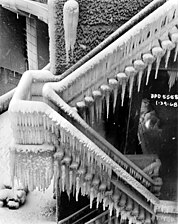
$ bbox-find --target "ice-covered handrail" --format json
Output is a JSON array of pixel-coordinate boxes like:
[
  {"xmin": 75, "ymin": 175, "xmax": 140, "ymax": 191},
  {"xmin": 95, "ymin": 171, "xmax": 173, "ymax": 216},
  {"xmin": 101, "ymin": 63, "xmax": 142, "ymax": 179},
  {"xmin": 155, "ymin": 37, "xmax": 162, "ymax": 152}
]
[
  {"xmin": 0, "ymin": 0, "xmax": 48, "ymax": 23},
  {"xmin": 42, "ymin": 85, "xmax": 157, "ymax": 188},
  {"xmin": 48, "ymin": 0, "xmax": 178, "ymax": 105},
  {"xmin": 0, "ymin": 88, "xmax": 16, "ymax": 114},
  {"xmin": 8, "ymin": 100, "xmax": 159, "ymax": 207}
]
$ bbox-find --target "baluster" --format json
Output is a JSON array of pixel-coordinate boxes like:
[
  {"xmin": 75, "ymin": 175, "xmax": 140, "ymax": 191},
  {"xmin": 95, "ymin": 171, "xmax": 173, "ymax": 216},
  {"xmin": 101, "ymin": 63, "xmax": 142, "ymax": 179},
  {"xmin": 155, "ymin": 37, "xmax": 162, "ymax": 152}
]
[
  {"xmin": 84, "ymin": 96, "xmax": 95, "ymax": 126},
  {"xmin": 152, "ymin": 46, "xmax": 165, "ymax": 79},
  {"xmin": 92, "ymin": 90, "xmax": 103, "ymax": 123},
  {"xmin": 142, "ymin": 53, "xmax": 155, "ymax": 85},
  {"xmin": 100, "ymin": 84, "xmax": 111, "ymax": 120},
  {"xmin": 108, "ymin": 78, "xmax": 118, "ymax": 113},
  {"xmin": 133, "ymin": 60, "xmax": 146, "ymax": 92},
  {"xmin": 161, "ymin": 39, "xmax": 175, "ymax": 68},
  {"xmin": 76, "ymin": 101, "xmax": 87, "ymax": 122},
  {"xmin": 125, "ymin": 66, "xmax": 137, "ymax": 98}
]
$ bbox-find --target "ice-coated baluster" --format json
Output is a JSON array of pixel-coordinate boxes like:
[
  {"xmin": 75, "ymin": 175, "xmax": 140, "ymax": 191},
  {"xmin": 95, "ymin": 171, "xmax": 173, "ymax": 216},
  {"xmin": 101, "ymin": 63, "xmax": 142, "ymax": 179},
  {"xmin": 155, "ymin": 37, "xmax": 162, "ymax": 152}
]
[
  {"xmin": 152, "ymin": 47, "xmax": 165, "ymax": 79},
  {"xmin": 76, "ymin": 176, "xmax": 80, "ymax": 201},
  {"xmin": 76, "ymin": 101, "xmax": 87, "ymax": 121},
  {"xmin": 133, "ymin": 60, "xmax": 146, "ymax": 92},
  {"xmin": 61, "ymin": 165, "xmax": 66, "ymax": 192},
  {"xmin": 125, "ymin": 66, "xmax": 137, "ymax": 98},
  {"xmin": 84, "ymin": 96, "xmax": 95, "ymax": 126},
  {"xmin": 168, "ymin": 71, "xmax": 178, "ymax": 90},
  {"xmin": 142, "ymin": 53, "xmax": 155, "ymax": 85},
  {"xmin": 161, "ymin": 40, "xmax": 175, "ymax": 68},
  {"xmin": 116, "ymin": 73, "xmax": 128, "ymax": 106},
  {"xmin": 171, "ymin": 33, "xmax": 178, "ymax": 62},
  {"xmin": 100, "ymin": 84, "xmax": 111, "ymax": 119},
  {"xmin": 90, "ymin": 187, "xmax": 94, "ymax": 209},
  {"xmin": 109, "ymin": 200, "xmax": 114, "ymax": 216},
  {"xmin": 108, "ymin": 78, "xmax": 118, "ymax": 113},
  {"xmin": 92, "ymin": 90, "xmax": 102, "ymax": 123},
  {"xmin": 145, "ymin": 212, "xmax": 151, "ymax": 224}
]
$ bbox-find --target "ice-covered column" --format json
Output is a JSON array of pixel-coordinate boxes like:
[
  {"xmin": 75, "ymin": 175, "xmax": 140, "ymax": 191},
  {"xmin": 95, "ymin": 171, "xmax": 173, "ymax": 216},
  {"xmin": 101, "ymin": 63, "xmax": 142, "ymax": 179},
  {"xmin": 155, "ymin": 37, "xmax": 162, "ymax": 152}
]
[
  {"xmin": 133, "ymin": 60, "xmax": 146, "ymax": 92},
  {"xmin": 48, "ymin": 0, "xmax": 61, "ymax": 74},
  {"xmin": 152, "ymin": 47, "xmax": 165, "ymax": 79},
  {"xmin": 26, "ymin": 18, "xmax": 38, "ymax": 70},
  {"xmin": 116, "ymin": 73, "xmax": 128, "ymax": 107},
  {"xmin": 142, "ymin": 53, "xmax": 155, "ymax": 85},
  {"xmin": 63, "ymin": 0, "xmax": 79, "ymax": 63}
]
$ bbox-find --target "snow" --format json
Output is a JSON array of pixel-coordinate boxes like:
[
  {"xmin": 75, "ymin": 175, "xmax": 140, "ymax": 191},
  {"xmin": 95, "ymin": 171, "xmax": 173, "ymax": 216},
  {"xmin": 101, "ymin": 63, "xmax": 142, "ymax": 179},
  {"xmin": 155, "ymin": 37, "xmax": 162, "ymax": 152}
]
[{"xmin": 0, "ymin": 112, "xmax": 56, "ymax": 224}]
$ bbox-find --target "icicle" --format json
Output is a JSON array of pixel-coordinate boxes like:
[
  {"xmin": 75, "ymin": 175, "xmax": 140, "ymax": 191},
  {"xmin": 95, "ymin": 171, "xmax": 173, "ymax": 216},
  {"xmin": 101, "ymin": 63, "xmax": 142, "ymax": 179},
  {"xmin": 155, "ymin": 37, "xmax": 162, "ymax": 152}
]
[
  {"xmin": 167, "ymin": 71, "xmax": 178, "ymax": 90},
  {"xmin": 100, "ymin": 84, "xmax": 111, "ymax": 119},
  {"xmin": 90, "ymin": 187, "xmax": 95, "ymax": 209},
  {"xmin": 116, "ymin": 73, "xmax": 128, "ymax": 106},
  {"xmin": 108, "ymin": 78, "xmax": 118, "ymax": 112},
  {"xmin": 171, "ymin": 33, "xmax": 178, "ymax": 62},
  {"xmin": 152, "ymin": 47, "xmax": 165, "ymax": 79},
  {"xmin": 161, "ymin": 40, "xmax": 175, "ymax": 68},
  {"xmin": 109, "ymin": 200, "xmax": 114, "ymax": 216},
  {"xmin": 142, "ymin": 54, "xmax": 155, "ymax": 85},
  {"xmin": 76, "ymin": 176, "xmax": 80, "ymax": 201},
  {"xmin": 92, "ymin": 90, "xmax": 102, "ymax": 123},
  {"xmin": 63, "ymin": 0, "xmax": 79, "ymax": 63},
  {"xmin": 133, "ymin": 60, "xmax": 146, "ymax": 92},
  {"xmin": 61, "ymin": 165, "xmax": 66, "ymax": 192},
  {"xmin": 76, "ymin": 101, "xmax": 87, "ymax": 121},
  {"xmin": 125, "ymin": 66, "xmax": 136, "ymax": 98},
  {"xmin": 84, "ymin": 96, "xmax": 95, "ymax": 126}
]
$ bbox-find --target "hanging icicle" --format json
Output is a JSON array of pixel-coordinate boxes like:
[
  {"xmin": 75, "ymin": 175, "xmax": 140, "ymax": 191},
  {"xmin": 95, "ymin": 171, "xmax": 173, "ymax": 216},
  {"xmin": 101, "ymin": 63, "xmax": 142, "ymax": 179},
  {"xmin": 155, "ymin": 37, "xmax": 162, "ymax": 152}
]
[
  {"xmin": 167, "ymin": 70, "xmax": 178, "ymax": 90},
  {"xmin": 92, "ymin": 90, "xmax": 103, "ymax": 123},
  {"xmin": 133, "ymin": 60, "xmax": 146, "ymax": 92},
  {"xmin": 63, "ymin": 0, "xmax": 79, "ymax": 63},
  {"xmin": 100, "ymin": 85, "xmax": 111, "ymax": 120},
  {"xmin": 142, "ymin": 53, "xmax": 155, "ymax": 85},
  {"xmin": 171, "ymin": 32, "xmax": 178, "ymax": 62},
  {"xmin": 76, "ymin": 101, "xmax": 87, "ymax": 121},
  {"xmin": 152, "ymin": 47, "xmax": 165, "ymax": 79},
  {"xmin": 125, "ymin": 66, "xmax": 137, "ymax": 98},
  {"xmin": 116, "ymin": 73, "xmax": 128, "ymax": 106},
  {"xmin": 161, "ymin": 40, "xmax": 175, "ymax": 68},
  {"xmin": 108, "ymin": 78, "xmax": 118, "ymax": 113},
  {"xmin": 84, "ymin": 96, "xmax": 95, "ymax": 126}
]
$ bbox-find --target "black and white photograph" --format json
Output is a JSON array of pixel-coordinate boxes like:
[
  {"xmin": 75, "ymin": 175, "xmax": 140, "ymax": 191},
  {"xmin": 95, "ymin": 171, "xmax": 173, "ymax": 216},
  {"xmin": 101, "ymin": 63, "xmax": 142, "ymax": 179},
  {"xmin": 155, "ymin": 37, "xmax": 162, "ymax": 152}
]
[{"xmin": 0, "ymin": 0, "xmax": 177, "ymax": 223}]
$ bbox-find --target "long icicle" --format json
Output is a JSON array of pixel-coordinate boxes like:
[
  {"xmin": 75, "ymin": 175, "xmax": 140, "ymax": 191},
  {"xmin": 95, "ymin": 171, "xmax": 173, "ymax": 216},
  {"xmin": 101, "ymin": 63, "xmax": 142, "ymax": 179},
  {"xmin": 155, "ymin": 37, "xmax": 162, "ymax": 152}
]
[
  {"xmin": 116, "ymin": 73, "xmax": 128, "ymax": 107},
  {"xmin": 125, "ymin": 66, "xmax": 137, "ymax": 98},
  {"xmin": 108, "ymin": 78, "xmax": 118, "ymax": 113},
  {"xmin": 161, "ymin": 40, "xmax": 175, "ymax": 68},
  {"xmin": 142, "ymin": 53, "xmax": 155, "ymax": 85},
  {"xmin": 100, "ymin": 85, "xmax": 111, "ymax": 120},
  {"xmin": 133, "ymin": 60, "xmax": 145, "ymax": 92},
  {"xmin": 170, "ymin": 32, "xmax": 178, "ymax": 62},
  {"xmin": 152, "ymin": 47, "xmax": 165, "ymax": 79}
]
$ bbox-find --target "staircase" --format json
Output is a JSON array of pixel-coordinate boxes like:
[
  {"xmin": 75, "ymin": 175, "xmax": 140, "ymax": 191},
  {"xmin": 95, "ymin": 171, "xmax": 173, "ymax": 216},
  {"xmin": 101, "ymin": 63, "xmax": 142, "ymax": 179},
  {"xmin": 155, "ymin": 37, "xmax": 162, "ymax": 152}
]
[{"xmin": 0, "ymin": 0, "xmax": 178, "ymax": 223}]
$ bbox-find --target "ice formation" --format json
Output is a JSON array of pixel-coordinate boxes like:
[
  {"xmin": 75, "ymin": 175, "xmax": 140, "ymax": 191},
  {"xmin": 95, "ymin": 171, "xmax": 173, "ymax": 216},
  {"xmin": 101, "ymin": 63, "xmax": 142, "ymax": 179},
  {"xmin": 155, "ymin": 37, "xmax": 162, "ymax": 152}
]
[
  {"xmin": 171, "ymin": 33, "xmax": 178, "ymax": 62},
  {"xmin": 10, "ymin": 148, "xmax": 54, "ymax": 192},
  {"xmin": 100, "ymin": 84, "xmax": 111, "ymax": 119},
  {"xmin": 142, "ymin": 53, "xmax": 155, "ymax": 85},
  {"xmin": 133, "ymin": 60, "xmax": 146, "ymax": 92},
  {"xmin": 108, "ymin": 78, "xmax": 118, "ymax": 112},
  {"xmin": 161, "ymin": 40, "xmax": 175, "ymax": 68},
  {"xmin": 63, "ymin": 0, "xmax": 79, "ymax": 63},
  {"xmin": 152, "ymin": 47, "xmax": 165, "ymax": 79},
  {"xmin": 92, "ymin": 90, "xmax": 103, "ymax": 123},
  {"xmin": 168, "ymin": 71, "xmax": 178, "ymax": 90},
  {"xmin": 116, "ymin": 73, "xmax": 128, "ymax": 106},
  {"xmin": 125, "ymin": 67, "xmax": 137, "ymax": 98}
]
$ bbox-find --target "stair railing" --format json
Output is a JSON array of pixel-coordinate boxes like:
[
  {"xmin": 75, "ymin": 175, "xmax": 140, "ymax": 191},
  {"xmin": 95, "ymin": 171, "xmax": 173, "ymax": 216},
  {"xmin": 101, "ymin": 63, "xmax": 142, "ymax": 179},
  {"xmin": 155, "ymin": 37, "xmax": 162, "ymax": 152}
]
[{"xmin": 47, "ymin": 0, "xmax": 178, "ymax": 106}]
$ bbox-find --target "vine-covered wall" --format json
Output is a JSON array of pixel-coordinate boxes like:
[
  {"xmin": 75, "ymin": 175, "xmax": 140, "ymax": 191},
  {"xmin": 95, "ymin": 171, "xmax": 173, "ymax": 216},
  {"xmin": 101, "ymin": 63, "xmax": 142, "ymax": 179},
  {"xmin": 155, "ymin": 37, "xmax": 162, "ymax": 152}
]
[{"xmin": 52, "ymin": 0, "xmax": 153, "ymax": 74}]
